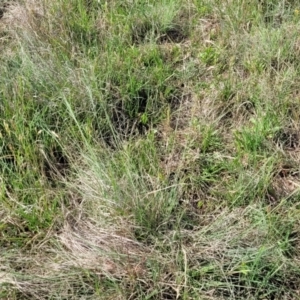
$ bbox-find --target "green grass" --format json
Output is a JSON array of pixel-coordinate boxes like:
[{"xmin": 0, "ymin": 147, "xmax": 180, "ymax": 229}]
[{"xmin": 1, "ymin": 0, "xmax": 300, "ymax": 299}]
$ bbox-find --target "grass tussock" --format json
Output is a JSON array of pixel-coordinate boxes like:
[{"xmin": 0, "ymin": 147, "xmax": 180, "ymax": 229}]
[{"xmin": 2, "ymin": 0, "xmax": 300, "ymax": 299}]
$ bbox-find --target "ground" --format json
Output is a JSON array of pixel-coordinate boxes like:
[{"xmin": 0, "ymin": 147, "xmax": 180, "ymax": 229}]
[{"xmin": 1, "ymin": 0, "xmax": 300, "ymax": 299}]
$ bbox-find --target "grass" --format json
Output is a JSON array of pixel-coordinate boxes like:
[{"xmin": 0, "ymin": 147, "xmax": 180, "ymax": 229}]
[{"xmin": 1, "ymin": 0, "xmax": 300, "ymax": 299}]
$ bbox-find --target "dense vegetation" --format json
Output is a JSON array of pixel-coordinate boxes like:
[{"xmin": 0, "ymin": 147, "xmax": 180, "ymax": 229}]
[{"xmin": 1, "ymin": 0, "xmax": 300, "ymax": 299}]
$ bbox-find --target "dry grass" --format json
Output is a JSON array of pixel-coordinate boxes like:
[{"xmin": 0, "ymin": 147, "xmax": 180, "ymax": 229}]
[{"xmin": 2, "ymin": 0, "xmax": 300, "ymax": 299}]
